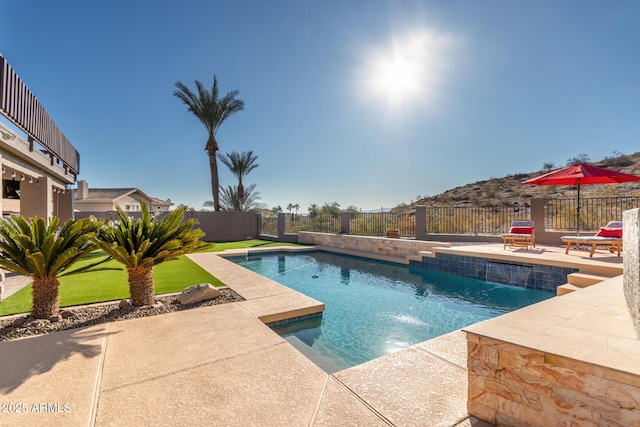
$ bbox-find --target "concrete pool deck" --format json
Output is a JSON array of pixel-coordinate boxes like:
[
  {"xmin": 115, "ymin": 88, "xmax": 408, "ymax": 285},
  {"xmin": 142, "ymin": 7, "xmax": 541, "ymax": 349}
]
[{"xmin": 0, "ymin": 243, "xmax": 630, "ymax": 426}]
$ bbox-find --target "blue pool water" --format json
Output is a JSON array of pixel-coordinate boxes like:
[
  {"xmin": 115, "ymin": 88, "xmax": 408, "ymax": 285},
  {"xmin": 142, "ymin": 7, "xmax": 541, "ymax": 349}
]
[{"xmin": 233, "ymin": 251, "xmax": 552, "ymax": 372}]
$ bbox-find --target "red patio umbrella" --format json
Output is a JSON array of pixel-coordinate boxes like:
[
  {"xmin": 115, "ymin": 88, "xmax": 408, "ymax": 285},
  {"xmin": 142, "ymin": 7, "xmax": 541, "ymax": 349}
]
[{"xmin": 522, "ymin": 163, "xmax": 640, "ymax": 234}]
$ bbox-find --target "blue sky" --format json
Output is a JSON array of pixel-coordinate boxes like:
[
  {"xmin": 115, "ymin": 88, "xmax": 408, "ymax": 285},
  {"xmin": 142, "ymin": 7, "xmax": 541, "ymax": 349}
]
[{"xmin": 2, "ymin": 1, "xmax": 639, "ymax": 212}]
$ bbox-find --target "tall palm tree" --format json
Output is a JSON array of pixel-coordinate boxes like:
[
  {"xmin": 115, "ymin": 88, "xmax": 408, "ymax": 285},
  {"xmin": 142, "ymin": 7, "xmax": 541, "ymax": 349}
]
[
  {"xmin": 95, "ymin": 202, "xmax": 205, "ymax": 306},
  {"xmin": 218, "ymin": 150, "xmax": 259, "ymax": 203},
  {"xmin": 0, "ymin": 216, "xmax": 106, "ymax": 319},
  {"xmin": 173, "ymin": 76, "xmax": 245, "ymax": 211}
]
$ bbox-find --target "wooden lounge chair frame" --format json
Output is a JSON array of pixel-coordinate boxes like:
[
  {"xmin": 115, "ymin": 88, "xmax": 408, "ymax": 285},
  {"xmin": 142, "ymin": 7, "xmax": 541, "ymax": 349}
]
[
  {"xmin": 561, "ymin": 236, "xmax": 622, "ymax": 258},
  {"xmin": 561, "ymin": 221, "xmax": 622, "ymax": 257},
  {"xmin": 502, "ymin": 220, "xmax": 535, "ymax": 250}
]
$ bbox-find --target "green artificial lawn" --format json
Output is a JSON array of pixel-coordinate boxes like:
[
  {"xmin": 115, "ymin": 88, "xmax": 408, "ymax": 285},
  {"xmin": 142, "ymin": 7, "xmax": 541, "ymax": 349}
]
[
  {"xmin": 0, "ymin": 253, "xmax": 223, "ymax": 316},
  {"xmin": 200, "ymin": 239, "xmax": 301, "ymax": 252},
  {"xmin": 0, "ymin": 239, "xmax": 303, "ymax": 316}
]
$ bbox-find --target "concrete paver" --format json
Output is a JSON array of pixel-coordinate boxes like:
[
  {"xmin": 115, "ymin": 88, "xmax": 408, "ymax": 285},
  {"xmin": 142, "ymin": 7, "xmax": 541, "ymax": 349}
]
[
  {"xmin": 0, "ymin": 324, "xmax": 107, "ymax": 427},
  {"xmin": 96, "ymin": 343, "xmax": 327, "ymax": 427},
  {"xmin": 311, "ymin": 377, "xmax": 391, "ymax": 426},
  {"xmin": 334, "ymin": 346, "xmax": 469, "ymax": 427},
  {"xmin": 99, "ymin": 303, "xmax": 283, "ymax": 391}
]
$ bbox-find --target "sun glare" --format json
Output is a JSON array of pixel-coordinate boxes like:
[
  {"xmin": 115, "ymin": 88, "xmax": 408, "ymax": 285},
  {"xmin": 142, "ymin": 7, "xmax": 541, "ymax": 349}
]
[{"xmin": 358, "ymin": 30, "xmax": 454, "ymax": 113}]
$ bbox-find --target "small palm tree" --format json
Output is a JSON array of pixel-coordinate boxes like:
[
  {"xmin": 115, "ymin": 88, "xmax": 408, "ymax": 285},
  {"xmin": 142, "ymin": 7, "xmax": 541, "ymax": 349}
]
[
  {"xmin": 95, "ymin": 202, "xmax": 206, "ymax": 306},
  {"xmin": 219, "ymin": 183, "xmax": 262, "ymax": 211},
  {"xmin": 173, "ymin": 76, "xmax": 245, "ymax": 211},
  {"xmin": 218, "ymin": 150, "xmax": 259, "ymax": 203},
  {"xmin": 0, "ymin": 216, "xmax": 105, "ymax": 319}
]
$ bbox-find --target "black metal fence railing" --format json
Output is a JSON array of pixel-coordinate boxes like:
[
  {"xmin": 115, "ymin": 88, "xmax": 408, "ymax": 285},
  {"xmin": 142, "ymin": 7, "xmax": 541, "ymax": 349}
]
[
  {"xmin": 349, "ymin": 212, "xmax": 415, "ymax": 237},
  {"xmin": 260, "ymin": 196, "xmax": 640, "ymax": 238},
  {"xmin": 545, "ymin": 197, "xmax": 640, "ymax": 232},
  {"xmin": 424, "ymin": 205, "xmax": 531, "ymax": 235},
  {"xmin": 260, "ymin": 216, "xmax": 278, "ymax": 236},
  {"xmin": 286, "ymin": 213, "xmax": 341, "ymax": 234}
]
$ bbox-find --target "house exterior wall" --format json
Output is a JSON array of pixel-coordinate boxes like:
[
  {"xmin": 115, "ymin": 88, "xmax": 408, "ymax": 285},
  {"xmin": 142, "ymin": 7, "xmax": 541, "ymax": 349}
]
[
  {"xmin": 74, "ymin": 187, "xmax": 171, "ymax": 214},
  {"xmin": 75, "ymin": 201, "xmax": 115, "ymax": 212}
]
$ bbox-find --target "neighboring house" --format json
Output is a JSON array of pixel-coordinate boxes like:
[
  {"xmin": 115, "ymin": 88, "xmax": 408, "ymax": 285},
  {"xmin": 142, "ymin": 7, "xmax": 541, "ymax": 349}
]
[
  {"xmin": 73, "ymin": 180, "xmax": 172, "ymax": 214},
  {"xmin": 0, "ymin": 54, "xmax": 78, "ymax": 220}
]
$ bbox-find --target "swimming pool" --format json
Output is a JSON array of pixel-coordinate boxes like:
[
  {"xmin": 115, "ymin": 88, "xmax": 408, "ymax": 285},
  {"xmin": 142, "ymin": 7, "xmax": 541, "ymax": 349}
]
[{"xmin": 233, "ymin": 251, "xmax": 553, "ymax": 372}]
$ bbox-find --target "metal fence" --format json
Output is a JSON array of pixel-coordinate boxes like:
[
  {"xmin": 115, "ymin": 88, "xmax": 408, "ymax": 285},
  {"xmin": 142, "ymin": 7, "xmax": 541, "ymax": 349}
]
[
  {"xmin": 349, "ymin": 212, "xmax": 415, "ymax": 237},
  {"xmin": 286, "ymin": 213, "xmax": 341, "ymax": 234},
  {"xmin": 545, "ymin": 197, "xmax": 640, "ymax": 232},
  {"xmin": 425, "ymin": 205, "xmax": 530, "ymax": 234},
  {"xmin": 260, "ymin": 196, "xmax": 640, "ymax": 238},
  {"xmin": 260, "ymin": 216, "xmax": 278, "ymax": 236}
]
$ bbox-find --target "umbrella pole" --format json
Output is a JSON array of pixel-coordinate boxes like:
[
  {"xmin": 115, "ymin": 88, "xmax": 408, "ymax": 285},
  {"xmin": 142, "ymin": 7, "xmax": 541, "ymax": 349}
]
[{"xmin": 576, "ymin": 179, "xmax": 581, "ymax": 236}]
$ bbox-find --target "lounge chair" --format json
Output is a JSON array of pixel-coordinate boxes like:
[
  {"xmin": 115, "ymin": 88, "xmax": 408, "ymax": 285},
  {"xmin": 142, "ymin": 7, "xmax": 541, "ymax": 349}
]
[
  {"xmin": 561, "ymin": 221, "xmax": 622, "ymax": 257},
  {"xmin": 502, "ymin": 220, "xmax": 535, "ymax": 250}
]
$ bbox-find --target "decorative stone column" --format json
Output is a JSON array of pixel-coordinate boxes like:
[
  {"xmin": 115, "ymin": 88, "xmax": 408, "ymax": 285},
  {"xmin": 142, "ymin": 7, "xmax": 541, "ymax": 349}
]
[
  {"xmin": 340, "ymin": 211, "xmax": 350, "ymax": 234},
  {"xmin": 624, "ymin": 208, "xmax": 640, "ymax": 339},
  {"xmin": 277, "ymin": 213, "xmax": 285, "ymax": 240}
]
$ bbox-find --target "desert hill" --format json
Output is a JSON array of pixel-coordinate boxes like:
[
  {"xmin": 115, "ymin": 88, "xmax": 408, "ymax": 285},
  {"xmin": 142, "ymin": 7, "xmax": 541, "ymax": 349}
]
[{"xmin": 407, "ymin": 152, "xmax": 640, "ymax": 210}]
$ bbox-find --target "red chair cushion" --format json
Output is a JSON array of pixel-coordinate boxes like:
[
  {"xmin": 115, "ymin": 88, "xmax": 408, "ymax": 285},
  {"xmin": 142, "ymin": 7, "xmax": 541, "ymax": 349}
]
[
  {"xmin": 509, "ymin": 227, "xmax": 534, "ymax": 234},
  {"xmin": 596, "ymin": 227, "xmax": 622, "ymax": 238}
]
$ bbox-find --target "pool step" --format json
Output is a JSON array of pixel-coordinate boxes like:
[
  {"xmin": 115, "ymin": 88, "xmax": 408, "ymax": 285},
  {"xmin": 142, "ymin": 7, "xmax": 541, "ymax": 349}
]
[
  {"xmin": 557, "ymin": 272, "xmax": 615, "ymax": 296},
  {"xmin": 283, "ymin": 335, "xmax": 351, "ymax": 374}
]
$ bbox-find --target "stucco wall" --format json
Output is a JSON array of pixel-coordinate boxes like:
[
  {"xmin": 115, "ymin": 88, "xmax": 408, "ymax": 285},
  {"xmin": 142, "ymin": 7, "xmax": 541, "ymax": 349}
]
[
  {"xmin": 76, "ymin": 211, "xmax": 259, "ymax": 242},
  {"xmin": 185, "ymin": 211, "xmax": 259, "ymax": 241}
]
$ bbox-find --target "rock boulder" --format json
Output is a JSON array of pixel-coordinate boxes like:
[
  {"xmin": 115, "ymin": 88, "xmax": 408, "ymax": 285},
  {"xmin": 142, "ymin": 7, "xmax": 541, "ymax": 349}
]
[{"xmin": 179, "ymin": 283, "xmax": 221, "ymax": 305}]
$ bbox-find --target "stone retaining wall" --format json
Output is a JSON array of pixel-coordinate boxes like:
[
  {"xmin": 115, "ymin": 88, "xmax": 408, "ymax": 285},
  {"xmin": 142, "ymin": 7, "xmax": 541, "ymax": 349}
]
[
  {"xmin": 624, "ymin": 208, "xmax": 640, "ymax": 338},
  {"xmin": 467, "ymin": 333, "xmax": 640, "ymax": 426},
  {"xmin": 298, "ymin": 232, "xmax": 450, "ymax": 258}
]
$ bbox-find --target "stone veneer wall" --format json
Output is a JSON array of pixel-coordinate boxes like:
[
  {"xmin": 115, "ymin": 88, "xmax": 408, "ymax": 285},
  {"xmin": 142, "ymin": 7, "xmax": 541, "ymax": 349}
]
[
  {"xmin": 624, "ymin": 208, "xmax": 640, "ymax": 339},
  {"xmin": 410, "ymin": 254, "xmax": 578, "ymax": 292},
  {"xmin": 297, "ymin": 232, "xmax": 450, "ymax": 258},
  {"xmin": 467, "ymin": 333, "xmax": 640, "ymax": 426}
]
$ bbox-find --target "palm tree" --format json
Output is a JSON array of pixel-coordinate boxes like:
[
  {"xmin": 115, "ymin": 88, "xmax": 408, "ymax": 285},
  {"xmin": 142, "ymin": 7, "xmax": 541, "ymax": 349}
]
[
  {"xmin": 0, "ymin": 216, "xmax": 106, "ymax": 319},
  {"xmin": 219, "ymin": 184, "xmax": 262, "ymax": 211},
  {"xmin": 308, "ymin": 203, "xmax": 319, "ymax": 219},
  {"xmin": 218, "ymin": 150, "xmax": 259, "ymax": 203},
  {"xmin": 173, "ymin": 76, "xmax": 245, "ymax": 211},
  {"xmin": 95, "ymin": 202, "xmax": 205, "ymax": 306}
]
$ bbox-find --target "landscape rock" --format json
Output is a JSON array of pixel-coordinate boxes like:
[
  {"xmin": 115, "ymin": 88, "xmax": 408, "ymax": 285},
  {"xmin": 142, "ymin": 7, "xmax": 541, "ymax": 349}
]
[
  {"xmin": 179, "ymin": 283, "xmax": 221, "ymax": 305},
  {"xmin": 0, "ymin": 289, "xmax": 244, "ymax": 342},
  {"xmin": 60, "ymin": 309, "xmax": 75, "ymax": 319},
  {"xmin": 48, "ymin": 314, "xmax": 62, "ymax": 323},
  {"xmin": 11, "ymin": 317, "xmax": 27, "ymax": 328},
  {"xmin": 118, "ymin": 299, "xmax": 134, "ymax": 311}
]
